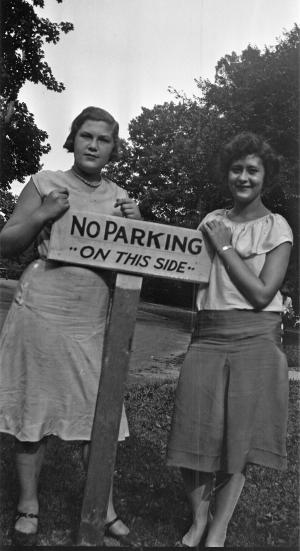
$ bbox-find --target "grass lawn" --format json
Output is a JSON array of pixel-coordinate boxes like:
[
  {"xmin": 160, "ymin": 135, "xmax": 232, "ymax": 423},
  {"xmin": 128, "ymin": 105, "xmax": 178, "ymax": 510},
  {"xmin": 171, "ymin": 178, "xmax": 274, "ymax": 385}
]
[{"xmin": 0, "ymin": 377, "xmax": 299, "ymax": 548}]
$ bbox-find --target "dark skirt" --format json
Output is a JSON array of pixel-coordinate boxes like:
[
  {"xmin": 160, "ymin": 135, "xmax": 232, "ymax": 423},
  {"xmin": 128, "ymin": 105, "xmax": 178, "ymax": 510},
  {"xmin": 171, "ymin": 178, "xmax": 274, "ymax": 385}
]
[{"xmin": 167, "ymin": 310, "xmax": 289, "ymax": 473}]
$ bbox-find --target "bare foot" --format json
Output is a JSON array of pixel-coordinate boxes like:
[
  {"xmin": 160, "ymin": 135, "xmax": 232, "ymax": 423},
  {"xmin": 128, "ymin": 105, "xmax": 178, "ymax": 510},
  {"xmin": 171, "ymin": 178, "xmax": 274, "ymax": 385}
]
[
  {"xmin": 182, "ymin": 519, "xmax": 207, "ymax": 547},
  {"xmin": 205, "ymin": 527, "xmax": 226, "ymax": 547},
  {"xmin": 15, "ymin": 499, "xmax": 39, "ymax": 535},
  {"xmin": 105, "ymin": 517, "xmax": 130, "ymax": 537}
]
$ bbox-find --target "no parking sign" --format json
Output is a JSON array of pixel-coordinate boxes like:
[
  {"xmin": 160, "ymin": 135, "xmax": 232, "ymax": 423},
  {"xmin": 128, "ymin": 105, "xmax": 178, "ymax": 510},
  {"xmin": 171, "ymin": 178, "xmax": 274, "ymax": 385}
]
[{"xmin": 48, "ymin": 210, "xmax": 212, "ymax": 282}]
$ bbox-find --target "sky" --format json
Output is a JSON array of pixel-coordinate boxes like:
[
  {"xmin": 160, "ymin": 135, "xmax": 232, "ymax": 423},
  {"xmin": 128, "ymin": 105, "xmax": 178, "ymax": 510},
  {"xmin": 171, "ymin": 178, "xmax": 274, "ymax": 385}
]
[{"xmin": 13, "ymin": 0, "xmax": 300, "ymax": 194}]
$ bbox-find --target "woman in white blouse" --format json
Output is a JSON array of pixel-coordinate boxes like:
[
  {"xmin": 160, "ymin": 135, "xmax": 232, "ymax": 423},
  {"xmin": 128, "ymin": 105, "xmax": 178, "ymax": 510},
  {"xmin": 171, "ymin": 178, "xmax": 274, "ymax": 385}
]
[{"xmin": 167, "ymin": 132, "xmax": 293, "ymax": 547}]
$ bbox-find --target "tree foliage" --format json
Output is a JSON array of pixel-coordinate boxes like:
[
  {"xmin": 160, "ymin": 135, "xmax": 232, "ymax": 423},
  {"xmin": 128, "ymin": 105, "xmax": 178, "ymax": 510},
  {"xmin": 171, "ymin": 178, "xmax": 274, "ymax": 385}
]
[
  {"xmin": 108, "ymin": 102, "xmax": 213, "ymax": 226},
  {"xmin": 2, "ymin": 101, "xmax": 50, "ymax": 189},
  {"xmin": 0, "ymin": 188, "xmax": 16, "ymax": 224},
  {"xmin": 197, "ymin": 24, "xmax": 299, "ymax": 199},
  {"xmin": 0, "ymin": 0, "xmax": 73, "ymax": 190}
]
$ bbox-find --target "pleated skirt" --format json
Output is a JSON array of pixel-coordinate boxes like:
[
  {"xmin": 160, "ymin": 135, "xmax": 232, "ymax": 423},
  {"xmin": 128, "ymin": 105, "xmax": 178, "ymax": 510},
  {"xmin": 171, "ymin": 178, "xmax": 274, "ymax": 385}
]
[
  {"xmin": 167, "ymin": 310, "xmax": 289, "ymax": 472},
  {"xmin": 0, "ymin": 259, "xmax": 129, "ymax": 442}
]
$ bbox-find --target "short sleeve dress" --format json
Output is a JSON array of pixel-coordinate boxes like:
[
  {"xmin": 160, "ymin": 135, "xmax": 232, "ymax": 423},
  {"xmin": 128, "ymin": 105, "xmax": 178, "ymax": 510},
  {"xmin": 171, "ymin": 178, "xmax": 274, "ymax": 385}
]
[
  {"xmin": 0, "ymin": 169, "xmax": 130, "ymax": 442},
  {"xmin": 167, "ymin": 209, "xmax": 293, "ymax": 473}
]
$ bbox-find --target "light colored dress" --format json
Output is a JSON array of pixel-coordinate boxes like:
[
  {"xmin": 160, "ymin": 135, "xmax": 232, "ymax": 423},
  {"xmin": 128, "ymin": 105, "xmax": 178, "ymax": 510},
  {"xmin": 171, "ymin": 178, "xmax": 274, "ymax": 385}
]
[{"xmin": 0, "ymin": 169, "xmax": 129, "ymax": 442}]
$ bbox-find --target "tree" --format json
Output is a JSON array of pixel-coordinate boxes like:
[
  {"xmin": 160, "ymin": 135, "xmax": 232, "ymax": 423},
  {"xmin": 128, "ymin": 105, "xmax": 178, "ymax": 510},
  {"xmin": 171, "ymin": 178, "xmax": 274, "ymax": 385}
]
[
  {"xmin": 196, "ymin": 25, "xmax": 299, "ymax": 201},
  {"xmin": 0, "ymin": 187, "xmax": 16, "ymax": 235},
  {"xmin": 0, "ymin": 0, "xmax": 73, "ymax": 191},
  {"xmin": 107, "ymin": 101, "xmax": 218, "ymax": 226},
  {"xmin": 0, "ymin": 0, "xmax": 73, "ymax": 279}
]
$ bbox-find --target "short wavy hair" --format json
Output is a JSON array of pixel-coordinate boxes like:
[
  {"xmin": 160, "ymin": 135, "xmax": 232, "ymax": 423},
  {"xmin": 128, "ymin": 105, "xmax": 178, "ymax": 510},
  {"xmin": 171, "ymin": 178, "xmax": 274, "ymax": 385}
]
[
  {"xmin": 219, "ymin": 132, "xmax": 280, "ymax": 188},
  {"xmin": 63, "ymin": 106, "xmax": 120, "ymax": 162}
]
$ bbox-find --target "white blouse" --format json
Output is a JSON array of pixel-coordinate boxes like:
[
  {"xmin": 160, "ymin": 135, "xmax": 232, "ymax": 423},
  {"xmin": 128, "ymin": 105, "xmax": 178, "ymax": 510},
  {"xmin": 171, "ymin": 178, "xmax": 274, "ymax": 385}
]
[{"xmin": 196, "ymin": 209, "xmax": 293, "ymax": 312}]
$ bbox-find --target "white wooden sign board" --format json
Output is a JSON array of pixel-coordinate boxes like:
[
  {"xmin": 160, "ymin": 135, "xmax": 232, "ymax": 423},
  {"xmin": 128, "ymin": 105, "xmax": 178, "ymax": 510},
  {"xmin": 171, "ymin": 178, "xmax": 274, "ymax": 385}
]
[{"xmin": 48, "ymin": 210, "xmax": 212, "ymax": 283}]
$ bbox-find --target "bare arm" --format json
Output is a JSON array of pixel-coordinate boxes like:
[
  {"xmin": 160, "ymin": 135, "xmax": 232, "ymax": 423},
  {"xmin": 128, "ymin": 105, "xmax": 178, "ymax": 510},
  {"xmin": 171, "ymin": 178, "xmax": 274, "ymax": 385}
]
[
  {"xmin": 202, "ymin": 218, "xmax": 292, "ymax": 310},
  {"xmin": 0, "ymin": 179, "xmax": 70, "ymax": 258}
]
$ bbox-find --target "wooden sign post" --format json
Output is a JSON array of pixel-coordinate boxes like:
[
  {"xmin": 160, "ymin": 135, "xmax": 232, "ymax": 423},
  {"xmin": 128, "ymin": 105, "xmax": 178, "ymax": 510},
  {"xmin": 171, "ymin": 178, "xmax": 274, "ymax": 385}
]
[
  {"xmin": 48, "ymin": 210, "xmax": 212, "ymax": 546},
  {"xmin": 76, "ymin": 273, "xmax": 142, "ymax": 545}
]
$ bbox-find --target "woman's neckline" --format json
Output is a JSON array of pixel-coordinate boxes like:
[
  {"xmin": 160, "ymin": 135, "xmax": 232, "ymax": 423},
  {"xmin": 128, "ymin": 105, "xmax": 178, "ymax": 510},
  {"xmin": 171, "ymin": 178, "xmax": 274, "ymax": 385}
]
[
  {"xmin": 225, "ymin": 209, "xmax": 272, "ymax": 224},
  {"xmin": 71, "ymin": 166, "xmax": 103, "ymax": 188}
]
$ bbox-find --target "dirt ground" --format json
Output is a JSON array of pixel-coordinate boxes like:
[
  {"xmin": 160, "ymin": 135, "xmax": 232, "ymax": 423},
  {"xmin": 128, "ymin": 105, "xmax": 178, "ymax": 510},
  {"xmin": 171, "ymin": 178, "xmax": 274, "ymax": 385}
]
[{"xmin": 128, "ymin": 302, "xmax": 193, "ymax": 384}]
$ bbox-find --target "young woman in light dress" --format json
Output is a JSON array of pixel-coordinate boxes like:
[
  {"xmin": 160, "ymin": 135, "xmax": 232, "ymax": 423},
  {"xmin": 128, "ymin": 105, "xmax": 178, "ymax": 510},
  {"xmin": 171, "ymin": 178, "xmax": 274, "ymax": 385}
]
[{"xmin": 0, "ymin": 106, "xmax": 141, "ymax": 546}]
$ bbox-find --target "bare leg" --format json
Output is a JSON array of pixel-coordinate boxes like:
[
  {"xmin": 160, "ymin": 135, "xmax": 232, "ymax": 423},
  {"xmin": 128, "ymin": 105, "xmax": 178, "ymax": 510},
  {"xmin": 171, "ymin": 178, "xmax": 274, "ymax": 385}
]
[
  {"xmin": 205, "ymin": 472, "xmax": 245, "ymax": 547},
  {"xmin": 82, "ymin": 443, "xmax": 129, "ymax": 537},
  {"xmin": 15, "ymin": 441, "xmax": 45, "ymax": 534},
  {"xmin": 181, "ymin": 468, "xmax": 213, "ymax": 547}
]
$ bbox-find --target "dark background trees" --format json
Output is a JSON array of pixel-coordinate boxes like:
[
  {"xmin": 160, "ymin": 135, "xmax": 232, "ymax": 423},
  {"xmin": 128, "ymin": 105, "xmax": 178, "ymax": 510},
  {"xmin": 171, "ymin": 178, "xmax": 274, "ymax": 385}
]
[{"xmin": 108, "ymin": 101, "xmax": 208, "ymax": 226}]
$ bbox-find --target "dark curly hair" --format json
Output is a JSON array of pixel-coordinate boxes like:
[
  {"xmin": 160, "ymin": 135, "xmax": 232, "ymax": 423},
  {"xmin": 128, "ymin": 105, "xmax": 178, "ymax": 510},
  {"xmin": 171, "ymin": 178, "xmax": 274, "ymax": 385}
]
[
  {"xmin": 219, "ymin": 132, "xmax": 280, "ymax": 188},
  {"xmin": 63, "ymin": 106, "xmax": 120, "ymax": 162}
]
